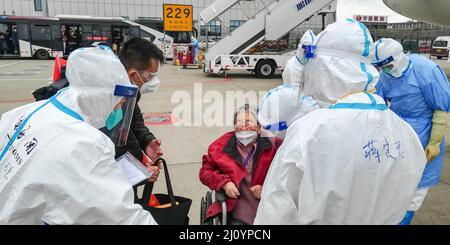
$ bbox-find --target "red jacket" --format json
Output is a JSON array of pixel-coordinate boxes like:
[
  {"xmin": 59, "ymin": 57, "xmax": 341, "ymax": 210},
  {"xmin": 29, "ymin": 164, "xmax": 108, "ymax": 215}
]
[{"xmin": 199, "ymin": 131, "xmax": 282, "ymax": 220}]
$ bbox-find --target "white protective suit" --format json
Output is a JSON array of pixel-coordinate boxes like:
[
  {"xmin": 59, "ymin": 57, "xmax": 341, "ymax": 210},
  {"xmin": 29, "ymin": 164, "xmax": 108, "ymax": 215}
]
[
  {"xmin": 254, "ymin": 20, "xmax": 427, "ymax": 225},
  {"xmin": 282, "ymin": 30, "xmax": 315, "ymax": 87},
  {"xmin": 0, "ymin": 47, "xmax": 158, "ymax": 225},
  {"xmin": 259, "ymin": 30, "xmax": 318, "ymax": 139}
]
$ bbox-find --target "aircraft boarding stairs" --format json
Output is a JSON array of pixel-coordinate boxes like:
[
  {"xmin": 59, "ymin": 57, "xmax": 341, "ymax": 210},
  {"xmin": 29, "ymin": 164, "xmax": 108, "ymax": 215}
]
[{"xmin": 200, "ymin": 0, "xmax": 335, "ymax": 74}]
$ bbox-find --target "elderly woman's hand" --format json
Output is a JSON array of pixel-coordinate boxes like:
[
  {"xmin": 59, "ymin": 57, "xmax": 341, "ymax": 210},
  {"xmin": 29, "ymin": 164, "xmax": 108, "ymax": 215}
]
[
  {"xmin": 223, "ymin": 182, "xmax": 240, "ymax": 199},
  {"xmin": 250, "ymin": 185, "xmax": 263, "ymax": 199},
  {"xmin": 148, "ymin": 164, "xmax": 162, "ymax": 182}
]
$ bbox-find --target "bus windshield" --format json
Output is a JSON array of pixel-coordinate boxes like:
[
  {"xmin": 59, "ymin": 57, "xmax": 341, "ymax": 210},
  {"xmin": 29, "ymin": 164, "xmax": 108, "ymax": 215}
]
[{"xmin": 434, "ymin": 41, "xmax": 448, "ymax": 47}]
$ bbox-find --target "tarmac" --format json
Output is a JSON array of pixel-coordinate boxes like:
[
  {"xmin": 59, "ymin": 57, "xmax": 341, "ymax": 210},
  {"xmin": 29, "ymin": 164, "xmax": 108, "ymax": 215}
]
[{"xmin": 0, "ymin": 57, "xmax": 449, "ymax": 225}]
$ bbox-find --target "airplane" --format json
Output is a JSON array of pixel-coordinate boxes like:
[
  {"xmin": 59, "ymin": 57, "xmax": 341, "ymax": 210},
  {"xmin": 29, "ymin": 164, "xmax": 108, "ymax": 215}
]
[{"xmin": 383, "ymin": 0, "xmax": 450, "ymax": 27}]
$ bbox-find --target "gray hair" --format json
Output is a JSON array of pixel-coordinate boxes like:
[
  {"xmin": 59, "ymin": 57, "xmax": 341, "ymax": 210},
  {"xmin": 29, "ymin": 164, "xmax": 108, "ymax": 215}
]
[{"xmin": 233, "ymin": 104, "xmax": 258, "ymax": 125}]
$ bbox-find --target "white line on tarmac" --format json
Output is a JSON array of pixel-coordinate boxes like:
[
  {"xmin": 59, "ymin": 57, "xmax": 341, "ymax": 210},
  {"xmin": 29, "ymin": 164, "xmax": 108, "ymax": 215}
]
[
  {"xmin": 0, "ymin": 78, "xmax": 50, "ymax": 81},
  {"xmin": 0, "ymin": 61, "xmax": 27, "ymax": 69}
]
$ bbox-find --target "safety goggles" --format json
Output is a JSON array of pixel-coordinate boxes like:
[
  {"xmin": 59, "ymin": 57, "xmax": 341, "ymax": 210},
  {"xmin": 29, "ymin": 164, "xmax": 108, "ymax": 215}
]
[
  {"xmin": 140, "ymin": 62, "xmax": 161, "ymax": 78},
  {"xmin": 138, "ymin": 70, "xmax": 155, "ymax": 82},
  {"xmin": 302, "ymin": 45, "xmax": 317, "ymax": 59},
  {"xmin": 372, "ymin": 56, "xmax": 394, "ymax": 68},
  {"xmin": 262, "ymin": 121, "xmax": 289, "ymax": 131}
]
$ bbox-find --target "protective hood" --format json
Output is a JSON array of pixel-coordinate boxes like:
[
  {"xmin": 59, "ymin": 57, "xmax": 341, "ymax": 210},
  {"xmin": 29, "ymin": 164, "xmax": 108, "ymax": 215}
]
[
  {"xmin": 57, "ymin": 46, "xmax": 131, "ymax": 129},
  {"xmin": 258, "ymin": 85, "xmax": 319, "ymax": 138},
  {"xmin": 283, "ymin": 30, "xmax": 316, "ymax": 87},
  {"xmin": 302, "ymin": 19, "xmax": 380, "ymax": 107},
  {"xmin": 297, "ymin": 30, "xmax": 316, "ymax": 60},
  {"xmin": 373, "ymin": 38, "xmax": 410, "ymax": 77}
]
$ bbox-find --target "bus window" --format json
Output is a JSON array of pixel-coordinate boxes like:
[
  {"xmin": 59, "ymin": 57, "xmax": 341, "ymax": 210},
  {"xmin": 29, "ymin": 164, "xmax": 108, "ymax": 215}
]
[
  {"xmin": 61, "ymin": 25, "xmax": 82, "ymax": 55},
  {"xmin": 17, "ymin": 23, "xmax": 30, "ymax": 42},
  {"xmin": 140, "ymin": 30, "xmax": 155, "ymax": 42},
  {"xmin": 92, "ymin": 24, "xmax": 111, "ymax": 45},
  {"xmin": 129, "ymin": 26, "xmax": 140, "ymax": 37},
  {"xmin": 176, "ymin": 32, "xmax": 190, "ymax": 44},
  {"xmin": 112, "ymin": 27, "xmax": 128, "ymax": 54},
  {"xmin": 51, "ymin": 25, "xmax": 63, "ymax": 54},
  {"xmin": 81, "ymin": 24, "xmax": 92, "ymax": 47},
  {"xmin": 31, "ymin": 24, "xmax": 51, "ymax": 51},
  {"xmin": 81, "ymin": 24, "xmax": 111, "ymax": 48}
]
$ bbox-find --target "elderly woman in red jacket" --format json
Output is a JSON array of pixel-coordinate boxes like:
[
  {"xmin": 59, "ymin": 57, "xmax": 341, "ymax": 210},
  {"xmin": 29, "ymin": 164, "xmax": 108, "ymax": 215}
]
[{"xmin": 199, "ymin": 104, "xmax": 282, "ymax": 225}]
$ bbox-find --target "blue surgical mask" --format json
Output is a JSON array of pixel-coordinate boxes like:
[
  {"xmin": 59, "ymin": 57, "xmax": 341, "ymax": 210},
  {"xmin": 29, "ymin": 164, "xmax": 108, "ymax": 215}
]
[{"xmin": 105, "ymin": 108, "xmax": 123, "ymax": 130}]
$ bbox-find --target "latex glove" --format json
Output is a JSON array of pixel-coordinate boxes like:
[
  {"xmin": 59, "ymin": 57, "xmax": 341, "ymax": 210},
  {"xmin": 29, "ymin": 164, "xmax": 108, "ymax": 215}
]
[
  {"xmin": 425, "ymin": 111, "xmax": 448, "ymax": 162},
  {"xmin": 223, "ymin": 182, "xmax": 240, "ymax": 199},
  {"xmin": 145, "ymin": 139, "xmax": 163, "ymax": 162}
]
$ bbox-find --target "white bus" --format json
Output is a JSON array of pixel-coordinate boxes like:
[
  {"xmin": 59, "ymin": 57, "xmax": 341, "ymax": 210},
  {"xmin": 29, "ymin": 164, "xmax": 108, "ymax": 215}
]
[
  {"xmin": 432, "ymin": 36, "xmax": 450, "ymax": 60},
  {"xmin": 134, "ymin": 18, "xmax": 199, "ymax": 60},
  {"xmin": 0, "ymin": 15, "xmax": 173, "ymax": 59}
]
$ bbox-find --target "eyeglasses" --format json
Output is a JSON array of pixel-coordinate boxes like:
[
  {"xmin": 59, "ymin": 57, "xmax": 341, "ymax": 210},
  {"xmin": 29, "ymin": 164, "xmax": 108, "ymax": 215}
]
[
  {"xmin": 235, "ymin": 121, "xmax": 258, "ymax": 130},
  {"xmin": 138, "ymin": 71, "xmax": 154, "ymax": 81}
]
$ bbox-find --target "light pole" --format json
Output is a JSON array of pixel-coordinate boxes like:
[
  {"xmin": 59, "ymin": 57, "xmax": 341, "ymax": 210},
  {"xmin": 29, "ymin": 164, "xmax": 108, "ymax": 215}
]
[{"xmin": 44, "ymin": 0, "xmax": 50, "ymax": 17}]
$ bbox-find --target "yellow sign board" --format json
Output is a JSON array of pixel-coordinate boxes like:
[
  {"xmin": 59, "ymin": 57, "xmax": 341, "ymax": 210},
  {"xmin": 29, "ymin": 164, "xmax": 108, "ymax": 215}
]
[{"xmin": 163, "ymin": 4, "xmax": 193, "ymax": 32}]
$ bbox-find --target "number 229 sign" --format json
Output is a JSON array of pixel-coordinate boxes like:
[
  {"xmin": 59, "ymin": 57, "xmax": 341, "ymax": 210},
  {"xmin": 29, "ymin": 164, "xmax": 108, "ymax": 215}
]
[{"xmin": 163, "ymin": 4, "xmax": 193, "ymax": 32}]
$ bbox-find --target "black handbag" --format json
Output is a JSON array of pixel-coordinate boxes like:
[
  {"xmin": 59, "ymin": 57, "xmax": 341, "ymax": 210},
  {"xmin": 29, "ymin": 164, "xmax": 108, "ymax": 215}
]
[{"xmin": 135, "ymin": 158, "xmax": 192, "ymax": 225}]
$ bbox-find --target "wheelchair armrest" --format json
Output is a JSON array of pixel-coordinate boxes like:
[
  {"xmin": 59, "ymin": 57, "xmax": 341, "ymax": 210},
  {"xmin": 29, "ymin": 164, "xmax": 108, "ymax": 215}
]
[{"xmin": 215, "ymin": 190, "xmax": 227, "ymax": 203}]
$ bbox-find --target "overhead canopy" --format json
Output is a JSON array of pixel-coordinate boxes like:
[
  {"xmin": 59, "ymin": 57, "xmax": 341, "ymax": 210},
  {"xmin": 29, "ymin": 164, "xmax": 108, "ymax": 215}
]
[{"xmin": 383, "ymin": 0, "xmax": 450, "ymax": 27}]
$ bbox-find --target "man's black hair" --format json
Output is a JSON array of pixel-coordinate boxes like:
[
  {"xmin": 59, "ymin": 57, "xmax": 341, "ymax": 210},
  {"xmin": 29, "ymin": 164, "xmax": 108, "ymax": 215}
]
[{"xmin": 119, "ymin": 37, "xmax": 164, "ymax": 71}]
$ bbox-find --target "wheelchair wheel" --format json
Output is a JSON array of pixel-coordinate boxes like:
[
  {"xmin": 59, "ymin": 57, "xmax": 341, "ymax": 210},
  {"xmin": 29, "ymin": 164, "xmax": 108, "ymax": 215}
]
[{"xmin": 200, "ymin": 191, "xmax": 213, "ymax": 225}]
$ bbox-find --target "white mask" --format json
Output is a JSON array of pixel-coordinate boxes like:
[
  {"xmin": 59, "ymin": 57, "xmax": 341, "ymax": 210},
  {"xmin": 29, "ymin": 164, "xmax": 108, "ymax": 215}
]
[
  {"xmin": 236, "ymin": 131, "xmax": 258, "ymax": 146},
  {"xmin": 139, "ymin": 74, "xmax": 160, "ymax": 94}
]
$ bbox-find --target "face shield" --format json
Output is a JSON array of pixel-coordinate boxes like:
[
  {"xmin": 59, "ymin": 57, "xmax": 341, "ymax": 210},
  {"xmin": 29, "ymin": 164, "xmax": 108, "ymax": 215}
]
[
  {"xmin": 259, "ymin": 86, "xmax": 292, "ymax": 139},
  {"xmin": 106, "ymin": 84, "xmax": 139, "ymax": 147},
  {"xmin": 372, "ymin": 55, "xmax": 395, "ymax": 68}
]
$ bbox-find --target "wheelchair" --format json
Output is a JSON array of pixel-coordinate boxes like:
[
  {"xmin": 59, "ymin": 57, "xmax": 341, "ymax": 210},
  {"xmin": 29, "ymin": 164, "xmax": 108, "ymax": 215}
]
[{"xmin": 200, "ymin": 190, "xmax": 228, "ymax": 225}]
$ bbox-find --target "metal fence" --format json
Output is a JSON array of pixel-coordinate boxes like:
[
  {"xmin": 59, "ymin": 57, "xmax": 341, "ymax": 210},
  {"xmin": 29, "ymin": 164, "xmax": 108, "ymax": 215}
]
[
  {"xmin": 372, "ymin": 29, "xmax": 450, "ymax": 57},
  {"xmin": 288, "ymin": 25, "xmax": 450, "ymax": 57}
]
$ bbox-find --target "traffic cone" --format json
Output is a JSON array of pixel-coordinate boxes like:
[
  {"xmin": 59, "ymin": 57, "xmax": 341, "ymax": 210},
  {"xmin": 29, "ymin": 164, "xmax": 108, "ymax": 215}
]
[{"xmin": 53, "ymin": 55, "xmax": 67, "ymax": 82}]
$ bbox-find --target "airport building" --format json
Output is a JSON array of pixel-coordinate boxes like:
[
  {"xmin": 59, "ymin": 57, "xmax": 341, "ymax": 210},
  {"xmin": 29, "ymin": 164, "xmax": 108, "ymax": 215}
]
[
  {"xmin": 353, "ymin": 15, "xmax": 389, "ymax": 30},
  {"xmin": 0, "ymin": 0, "xmax": 336, "ymax": 44}
]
